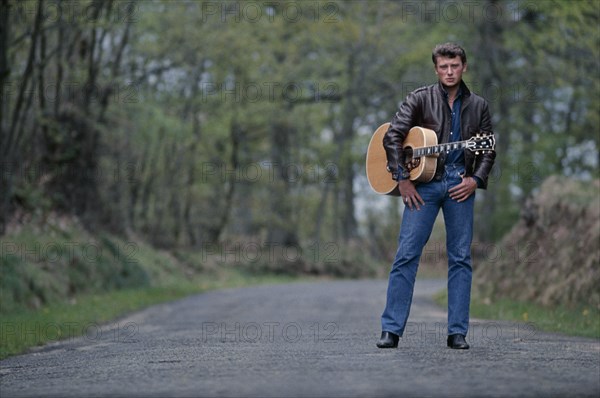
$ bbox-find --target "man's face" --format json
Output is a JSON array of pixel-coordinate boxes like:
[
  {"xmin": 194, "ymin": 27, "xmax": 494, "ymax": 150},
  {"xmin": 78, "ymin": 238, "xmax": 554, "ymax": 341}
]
[{"xmin": 434, "ymin": 56, "xmax": 467, "ymax": 89}]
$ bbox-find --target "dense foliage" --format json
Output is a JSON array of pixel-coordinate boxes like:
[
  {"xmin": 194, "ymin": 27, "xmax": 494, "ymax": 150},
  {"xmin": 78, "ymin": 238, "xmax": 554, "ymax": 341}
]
[{"xmin": 1, "ymin": 0, "xmax": 598, "ymax": 263}]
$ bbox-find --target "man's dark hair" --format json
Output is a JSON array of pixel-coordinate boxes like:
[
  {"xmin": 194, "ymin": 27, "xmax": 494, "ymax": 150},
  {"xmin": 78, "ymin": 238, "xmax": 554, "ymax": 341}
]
[{"xmin": 432, "ymin": 43, "xmax": 467, "ymax": 65}]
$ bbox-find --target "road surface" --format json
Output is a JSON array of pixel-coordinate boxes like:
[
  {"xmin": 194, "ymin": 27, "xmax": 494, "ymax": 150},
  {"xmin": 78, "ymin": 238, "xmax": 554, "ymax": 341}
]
[{"xmin": 1, "ymin": 279, "xmax": 599, "ymax": 397}]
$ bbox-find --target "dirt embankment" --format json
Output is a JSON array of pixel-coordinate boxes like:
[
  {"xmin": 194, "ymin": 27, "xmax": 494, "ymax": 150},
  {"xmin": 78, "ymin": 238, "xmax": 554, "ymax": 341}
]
[{"xmin": 474, "ymin": 175, "xmax": 600, "ymax": 309}]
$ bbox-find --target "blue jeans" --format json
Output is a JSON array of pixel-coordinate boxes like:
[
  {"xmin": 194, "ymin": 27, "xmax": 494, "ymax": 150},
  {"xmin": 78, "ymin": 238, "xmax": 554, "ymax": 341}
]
[{"xmin": 381, "ymin": 164, "xmax": 475, "ymax": 336}]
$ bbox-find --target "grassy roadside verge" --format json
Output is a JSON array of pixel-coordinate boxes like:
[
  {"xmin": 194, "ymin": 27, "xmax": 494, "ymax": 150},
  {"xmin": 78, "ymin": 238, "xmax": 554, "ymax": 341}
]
[
  {"xmin": 0, "ymin": 268, "xmax": 310, "ymax": 360},
  {"xmin": 1, "ymin": 218, "xmax": 330, "ymax": 359},
  {"xmin": 434, "ymin": 289, "xmax": 600, "ymax": 339}
]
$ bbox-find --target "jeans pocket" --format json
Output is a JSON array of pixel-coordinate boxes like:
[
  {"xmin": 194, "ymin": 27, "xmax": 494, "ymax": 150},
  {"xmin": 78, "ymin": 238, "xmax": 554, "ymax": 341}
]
[{"xmin": 446, "ymin": 166, "xmax": 465, "ymax": 188}]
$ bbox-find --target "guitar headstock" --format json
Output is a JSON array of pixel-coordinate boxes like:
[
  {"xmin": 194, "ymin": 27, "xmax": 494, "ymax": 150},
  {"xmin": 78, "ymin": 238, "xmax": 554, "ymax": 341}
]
[{"xmin": 466, "ymin": 132, "xmax": 495, "ymax": 155}]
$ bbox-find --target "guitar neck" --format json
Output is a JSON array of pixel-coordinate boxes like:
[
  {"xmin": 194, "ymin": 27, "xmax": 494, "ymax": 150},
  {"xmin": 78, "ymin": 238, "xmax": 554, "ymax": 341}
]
[{"xmin": 413, "ymin": 140, "xmax": 469, "ymax": 158}]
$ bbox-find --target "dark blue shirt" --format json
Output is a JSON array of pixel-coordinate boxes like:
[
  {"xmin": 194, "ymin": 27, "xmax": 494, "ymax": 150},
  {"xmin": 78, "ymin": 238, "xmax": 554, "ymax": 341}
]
[
  {"xmin": 443, "ymin": 87, "xmax": 483, "ymax": 188},
  {"xmin": 445, "ymin": 88, "xmax": 464, "ymax": 166}
]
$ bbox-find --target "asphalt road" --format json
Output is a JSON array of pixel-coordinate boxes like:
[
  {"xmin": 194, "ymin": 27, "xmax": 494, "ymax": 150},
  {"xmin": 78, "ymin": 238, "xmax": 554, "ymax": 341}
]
[{"xmin": 1, "ymin": 279, "xmax": 599, "ymax": 397}]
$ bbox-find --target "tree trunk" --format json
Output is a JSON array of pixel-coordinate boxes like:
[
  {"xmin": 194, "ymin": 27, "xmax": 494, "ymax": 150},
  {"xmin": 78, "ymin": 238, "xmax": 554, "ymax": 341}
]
[
  {"xmin": 0, "ymin": 0, "xmax": 11, "ymax": 234},
  {"xmin": 472, "ymin": 0, "xmax": 509, "ymax": 243},
  {"xmin": 210, "ymin": 118, "xmax": 241, "ymax": 244}
]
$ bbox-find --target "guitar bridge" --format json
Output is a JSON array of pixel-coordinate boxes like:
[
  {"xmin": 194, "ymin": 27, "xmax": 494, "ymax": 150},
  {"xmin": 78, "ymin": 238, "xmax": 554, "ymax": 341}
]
[{"xmin": 405, "ymin": 159, "xmax": 420, "ymax": 171}]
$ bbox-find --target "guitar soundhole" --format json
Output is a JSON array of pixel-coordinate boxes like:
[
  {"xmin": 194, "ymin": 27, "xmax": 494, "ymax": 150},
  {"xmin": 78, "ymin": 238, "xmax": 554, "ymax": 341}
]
[{"xmin": 403, "ymin": 147, "xmax": 420, "ymax": 171}]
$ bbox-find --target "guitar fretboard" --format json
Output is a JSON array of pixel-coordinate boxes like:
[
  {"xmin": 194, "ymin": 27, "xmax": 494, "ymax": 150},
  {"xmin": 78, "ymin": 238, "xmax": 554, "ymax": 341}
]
[{"xmin": 413, "ymin": 141, "xmax": 468, "ymax": 158}]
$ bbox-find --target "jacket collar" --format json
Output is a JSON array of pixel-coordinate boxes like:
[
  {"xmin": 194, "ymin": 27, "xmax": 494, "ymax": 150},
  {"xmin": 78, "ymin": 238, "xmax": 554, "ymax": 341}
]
[{"xmin": 436, "ymin": 80, "xmax": 471, "ymax": 98}]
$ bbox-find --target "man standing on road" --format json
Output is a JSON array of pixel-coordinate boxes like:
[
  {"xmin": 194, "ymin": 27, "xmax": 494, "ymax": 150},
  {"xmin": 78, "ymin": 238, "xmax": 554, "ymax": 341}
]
[{"xmin": 377, "ymin": 43, "xmax": 496, "ymax": 350}]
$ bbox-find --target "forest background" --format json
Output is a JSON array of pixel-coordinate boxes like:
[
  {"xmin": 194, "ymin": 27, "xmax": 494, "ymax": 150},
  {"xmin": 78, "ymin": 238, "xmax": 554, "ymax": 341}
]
[{"xmin": 0, "ymin": 0, "xmax": 599, "ymax": 342}]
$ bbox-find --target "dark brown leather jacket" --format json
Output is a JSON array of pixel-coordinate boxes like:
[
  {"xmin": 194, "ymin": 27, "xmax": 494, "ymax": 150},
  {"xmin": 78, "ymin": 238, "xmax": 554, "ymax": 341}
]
[{"xmin": 383, "ymin": 81, "xmax": 496, "ymax": 189}]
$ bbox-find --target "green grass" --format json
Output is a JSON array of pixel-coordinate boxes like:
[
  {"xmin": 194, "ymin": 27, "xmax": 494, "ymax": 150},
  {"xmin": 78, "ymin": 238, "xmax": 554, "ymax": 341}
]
[
  {"xmin": 434, "ymin": 289, "xmax": 600, "ymax": 339},
  {"xmin": 0, "ymin": 268, "xmax": 309, "ymax": 360},
  {"xmin": 0, "ymin": 220, "xmax": 317, "ymax": 359}
]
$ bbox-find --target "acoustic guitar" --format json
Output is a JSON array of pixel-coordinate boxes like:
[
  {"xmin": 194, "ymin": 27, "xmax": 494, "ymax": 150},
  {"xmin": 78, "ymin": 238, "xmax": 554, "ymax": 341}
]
[{"xmin": 365, "ymin": 123, "xmax": 495, "ymax": 196}]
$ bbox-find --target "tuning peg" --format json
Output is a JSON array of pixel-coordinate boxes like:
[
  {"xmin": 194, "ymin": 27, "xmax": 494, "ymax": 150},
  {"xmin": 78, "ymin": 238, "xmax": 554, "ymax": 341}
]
[{"xmin": 475, "ymin": 151, "xmax": 480, "ymax": 155}]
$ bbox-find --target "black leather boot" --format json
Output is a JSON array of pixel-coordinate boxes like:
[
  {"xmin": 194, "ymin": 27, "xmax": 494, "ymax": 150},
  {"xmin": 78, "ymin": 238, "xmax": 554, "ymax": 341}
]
[
  {"xmin": 447, "ymin": 334, "xmax": 470, "ymax": 349},
  {"xmin": 376, "ymin": 331, "xmax": 399, "ymax": 348}
]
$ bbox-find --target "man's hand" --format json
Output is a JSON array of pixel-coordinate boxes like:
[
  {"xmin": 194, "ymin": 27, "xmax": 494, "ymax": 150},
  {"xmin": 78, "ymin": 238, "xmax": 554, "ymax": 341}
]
[
  {"xmin": 448, "ymin": 176, "xmax": 477, "ymax": 202},
  {"xmin": 399, "ymin": 180, "xmax": 425, "ymax": 210}
]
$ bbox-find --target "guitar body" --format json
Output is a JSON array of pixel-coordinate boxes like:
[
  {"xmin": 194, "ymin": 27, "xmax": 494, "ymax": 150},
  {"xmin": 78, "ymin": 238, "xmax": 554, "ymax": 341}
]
[
  {"xmin": 365, "ymin": 124, "xmax": 439, "ymax": 196},
  {"xmin": 365, "ymin": 123, "xmax": 400, "ymax": 196},
  {"xmin": 403, "ymin": 126, "xmax": 439, "ymax": 183}
]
